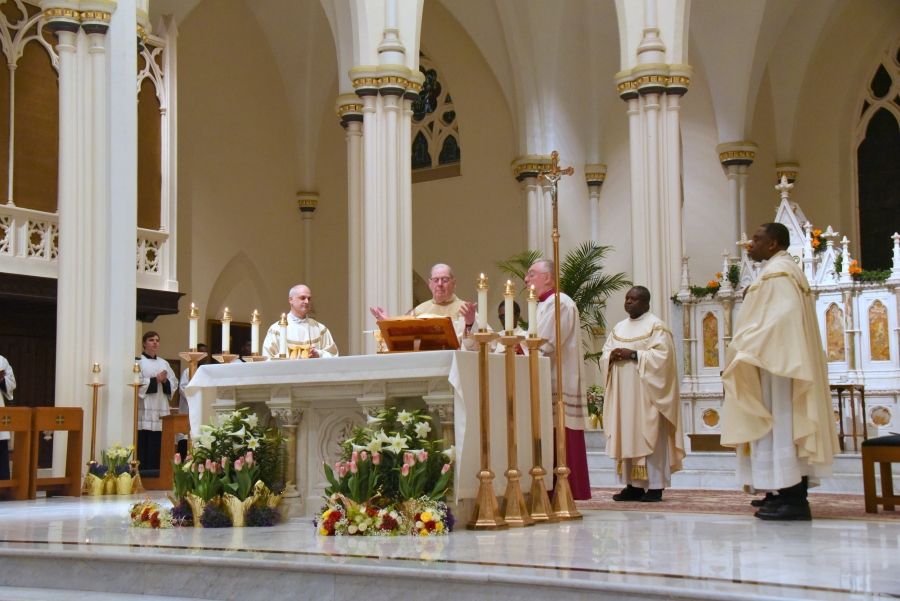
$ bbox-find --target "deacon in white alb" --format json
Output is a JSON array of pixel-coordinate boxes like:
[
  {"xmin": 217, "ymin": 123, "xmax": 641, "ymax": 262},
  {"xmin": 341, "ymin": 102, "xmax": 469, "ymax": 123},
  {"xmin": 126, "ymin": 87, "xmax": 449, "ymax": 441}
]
[
  {"xmin": 263, "ymin": 285, "xmax": 338, "ymax": 358},
  {"xmin": 600, "ymin": 286, "xmax": 684, "ymax": 503},
  {"xmin": 138, "ymin": 331, "xmax": 178, "ymax": 471},
  {"xmin": 0, "ymin": 354, "xmax": 16, "ymax": 480},
  {"xmin": 722, "ymin": 223, "xmax": 839, "ymax": 521},
  {"xmin": 524, "ymin": 259, "xmax": 591, "ymax": 500}
]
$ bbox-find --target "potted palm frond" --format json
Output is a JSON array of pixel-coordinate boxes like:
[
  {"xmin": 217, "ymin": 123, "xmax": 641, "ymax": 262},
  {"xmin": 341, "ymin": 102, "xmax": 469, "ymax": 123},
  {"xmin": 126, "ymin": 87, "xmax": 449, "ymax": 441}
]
[{"xmin": 496, "ymin": 241, "xmax": 631, "ymax": 366}]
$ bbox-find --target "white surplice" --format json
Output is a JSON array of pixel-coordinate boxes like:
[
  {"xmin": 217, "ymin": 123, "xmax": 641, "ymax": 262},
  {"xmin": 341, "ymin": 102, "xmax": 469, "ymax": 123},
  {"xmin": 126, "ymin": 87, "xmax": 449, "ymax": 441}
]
[
  {"xmin": 262, "ymin": 314, "xmax": 338, "ymax": 358},
  {"xmin": 0, "ymin": 355, "xmax": 15, "ymax": 442},
  {"xmin": 536, "ymin": 291, "xmax": 587, "ymax": 430},
  {"xmin": 138, "ymin": 353, "xmax": 178, "ymax": 431}
]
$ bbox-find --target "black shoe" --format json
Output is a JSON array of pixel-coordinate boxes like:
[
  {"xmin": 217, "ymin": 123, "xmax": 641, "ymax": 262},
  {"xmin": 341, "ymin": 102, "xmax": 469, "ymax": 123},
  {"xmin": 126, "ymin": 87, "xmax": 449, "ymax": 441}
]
[
  {"xmin": 750, "ymin": 492, "xmax": 778, "ymax": 508},
  {"xmin": 613, "ymin": 485, "xmax": 645, "ymax": 502},
  {"xmin": 754, "ymin": 501, "xmax": 811, "ymax": 521},
  {"xmin": 640, "ymin": 489, "xmax": 663, "ymax": 503}
]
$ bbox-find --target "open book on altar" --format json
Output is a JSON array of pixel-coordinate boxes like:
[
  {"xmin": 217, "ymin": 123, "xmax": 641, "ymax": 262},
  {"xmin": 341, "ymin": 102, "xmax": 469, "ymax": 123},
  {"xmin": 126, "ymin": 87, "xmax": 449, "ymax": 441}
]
[{"xmin": 376, "ymin": 315, "xmax": 460, "ymax": 353}]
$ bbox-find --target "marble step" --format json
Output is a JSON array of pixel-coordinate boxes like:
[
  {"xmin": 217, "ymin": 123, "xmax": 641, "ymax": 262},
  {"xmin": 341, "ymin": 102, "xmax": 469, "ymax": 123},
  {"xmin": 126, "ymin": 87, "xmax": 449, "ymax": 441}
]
[{"xmin": 0, "ymin": 587, "xmax": 201, "ymax": 601}]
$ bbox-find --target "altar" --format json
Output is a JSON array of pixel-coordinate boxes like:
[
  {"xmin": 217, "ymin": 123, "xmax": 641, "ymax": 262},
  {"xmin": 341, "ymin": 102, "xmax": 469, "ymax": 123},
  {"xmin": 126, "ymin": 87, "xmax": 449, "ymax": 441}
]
[{"xmin": 185, "ymin": 351, "xmax": 553, "ymax": 516}]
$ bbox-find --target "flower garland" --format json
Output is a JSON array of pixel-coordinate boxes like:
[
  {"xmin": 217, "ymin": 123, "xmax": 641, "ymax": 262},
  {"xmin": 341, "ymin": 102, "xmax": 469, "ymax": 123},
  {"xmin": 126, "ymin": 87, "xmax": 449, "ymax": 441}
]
[{"xmin": 129, "ymin": 498, "xmax": 175, "ymax": 529}]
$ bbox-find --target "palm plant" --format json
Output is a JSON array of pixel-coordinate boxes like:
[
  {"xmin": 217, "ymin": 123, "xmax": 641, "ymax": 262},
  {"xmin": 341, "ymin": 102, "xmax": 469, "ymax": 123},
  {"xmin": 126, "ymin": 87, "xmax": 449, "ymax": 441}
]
[{"xmin": 496, "ymin": 241, "xmax": 631, "ymax": 365}]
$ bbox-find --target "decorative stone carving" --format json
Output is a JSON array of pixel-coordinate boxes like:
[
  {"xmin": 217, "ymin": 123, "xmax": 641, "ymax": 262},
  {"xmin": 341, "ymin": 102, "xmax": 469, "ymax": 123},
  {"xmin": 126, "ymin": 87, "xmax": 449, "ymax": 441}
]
[
  {"xmin": 317, "ymin": 410, "xmax": 366, "ymax": 467},
  {"xmin": 870, "ymin": 405, "xmax": 892, "ymax": 427},
  {"xmin": 702, "ymin": 312, "xmax": 719, "ymax": 368},
  {"xmin": 869, "ymin": 300, "xmax": 890, "ymax": 361},
  {"xmin": 825, "ymin": 303, "xmax": 846, "ymax": 362},
  {"xmin": 701, "ymin": 408, "xmax": 720, "ymax": 429}
]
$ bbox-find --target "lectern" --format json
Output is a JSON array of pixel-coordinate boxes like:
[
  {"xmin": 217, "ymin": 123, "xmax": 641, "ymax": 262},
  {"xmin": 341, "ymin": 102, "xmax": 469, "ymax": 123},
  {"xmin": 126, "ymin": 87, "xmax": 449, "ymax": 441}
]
[{"xmin": 376, "ymin": 316, "xmax": 460, "ymax": 353}]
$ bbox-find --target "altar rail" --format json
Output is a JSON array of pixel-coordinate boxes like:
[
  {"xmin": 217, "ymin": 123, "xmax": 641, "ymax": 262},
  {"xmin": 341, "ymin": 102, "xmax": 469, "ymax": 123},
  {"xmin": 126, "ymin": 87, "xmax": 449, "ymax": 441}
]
[{"xmin": 676, "ymin": 179, "xmax": 900, "ymax": 448}]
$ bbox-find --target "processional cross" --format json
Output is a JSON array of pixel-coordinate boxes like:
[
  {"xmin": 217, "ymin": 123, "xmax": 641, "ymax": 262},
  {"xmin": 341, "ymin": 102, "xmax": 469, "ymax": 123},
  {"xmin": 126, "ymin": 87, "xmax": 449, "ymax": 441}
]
[{"xmin": 536, "ymin": 151, "xmax": 582, "ymax": 520}]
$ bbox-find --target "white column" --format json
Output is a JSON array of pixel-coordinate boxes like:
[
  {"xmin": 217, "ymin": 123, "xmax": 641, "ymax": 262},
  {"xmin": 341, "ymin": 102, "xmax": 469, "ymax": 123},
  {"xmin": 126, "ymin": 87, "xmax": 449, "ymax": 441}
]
[
  {"xmin": 738, "ymin": 167, "xmax": 749, "ymax": 242},
  {"xmin": 343, "ymin": 109, "xmax": 363, "ymax": 355},
  {"xmin": 383, "ymin": 93, "xmax": 400, "ymax": 315},
  {"xmin": 360, "ymin": 91, "xmax": 379, "ymax": 354},
  {"xmin": 103, "ymin": 0, "xmax": 140, "ymax": 450},
  {"xmin": 524, "ymin": 177, "xmax": 539, "ymax": 251},
  {"xmin": 644, "ymin": 92, "xmax": 665, "ymax": 317},
  {"xmin": 50, "ymin": 27, "xmax": 81, "ymax": 475},
  {"xmin": 625, "ymin": 95, "xmax": 647, "ymax": 287},
  {"xmin": 726, "ymin": 166, "xmax": 740, "ymax": 252},
  {"xmin": 664, "ymin": 91, "xmax": 685, "ymax": 296},
  {"xmin": 296, "ymin": 193, "xmax": 318, "ymax": 287},
  {"xmin": 717, "ymin": 142, "xmax": 757, "ymax": 254},
  {"xmin": 400, "ymin": 92, "xmax": 415, "ymax": 312},
  {"xmin": 541, "ymin": 180, "xmax": 553, "ymax": 256},
  {"xmin": 585, "ymin": 165, "xmax": 607, "ymax": 245}
]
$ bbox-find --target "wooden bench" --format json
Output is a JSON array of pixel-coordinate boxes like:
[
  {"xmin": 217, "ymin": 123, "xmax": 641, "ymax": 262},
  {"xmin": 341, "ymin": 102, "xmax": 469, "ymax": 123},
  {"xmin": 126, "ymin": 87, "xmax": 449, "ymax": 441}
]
[
  {"xmin": 862, "ymin": 434, "xmax": 900, "ymax": 513},
  {"xmin": 29, "ymin": 407, "xmax": 83, "ymax": 499},
  {"xmin": 141, "ymin": 413, "xmax": 189, "ymax": 490},
  {"xmin": 0, "ymin": 407, "xmax": 32, "ymax": 501}
]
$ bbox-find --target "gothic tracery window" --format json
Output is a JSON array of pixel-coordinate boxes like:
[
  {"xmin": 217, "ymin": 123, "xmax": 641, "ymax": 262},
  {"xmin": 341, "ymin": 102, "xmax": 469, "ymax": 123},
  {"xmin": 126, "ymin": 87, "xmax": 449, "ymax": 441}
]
[
  {"xmin": 411, "ymin": 52, "xmax": 460, "ymax": 183},
  {"xmin": 856, "ymin": 39, "xmax": 900, "ymax": 270}
]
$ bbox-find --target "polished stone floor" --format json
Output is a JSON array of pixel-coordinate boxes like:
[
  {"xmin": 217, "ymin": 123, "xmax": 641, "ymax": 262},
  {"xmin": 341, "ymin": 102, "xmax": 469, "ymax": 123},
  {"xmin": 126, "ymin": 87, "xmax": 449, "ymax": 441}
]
[{"xmin": 0, "ymin": 494, "xmax": 897, "ymax": 600}]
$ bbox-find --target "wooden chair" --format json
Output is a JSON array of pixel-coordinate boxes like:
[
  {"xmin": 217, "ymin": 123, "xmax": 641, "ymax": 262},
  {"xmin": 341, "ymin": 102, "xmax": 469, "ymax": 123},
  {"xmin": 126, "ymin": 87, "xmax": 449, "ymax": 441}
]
[
  {"xmin": 141, "ymin": 413, "xmax": 189, "ymax": 490},
  {"xmin": 862, "ymin": 435, "xmax": 900, "ymax": 513},
  {"xmin": 29, "ymin": 407, "xmax": 83, "ymax": 499},
  {"xmin": 0, "ymin": 407, "xmax": 32, "ymax": 501}
]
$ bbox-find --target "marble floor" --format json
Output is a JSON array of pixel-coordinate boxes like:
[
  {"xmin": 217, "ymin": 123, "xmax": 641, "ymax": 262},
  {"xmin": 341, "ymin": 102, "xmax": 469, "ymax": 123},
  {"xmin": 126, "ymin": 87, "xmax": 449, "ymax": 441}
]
[{"xmin": 0, "ymin": 494, "xmax": 898, "ymax": 600}]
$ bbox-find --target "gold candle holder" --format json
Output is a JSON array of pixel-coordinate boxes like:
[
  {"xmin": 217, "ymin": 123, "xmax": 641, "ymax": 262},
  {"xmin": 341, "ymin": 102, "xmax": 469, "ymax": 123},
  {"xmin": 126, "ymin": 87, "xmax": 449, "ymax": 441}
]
[
  {"xmin": 520, "ymin": 337, "xmax": 557, "ymax": 523},
  {"xmin": 86, "ymin": 363, "xmax": 104, "ymax": 463},
  {"xmin": 245, "ymin": 352, "xmax": 268, "ymax": 362},
  {"xmin": 179, "ymin": 350, "xmax": 209, "ymax": 379},
  {"xmin": 538, "ymin": 150, "xmax": 582, "ymax": 521},
  {"xmin": 127, "ymin": 362, "xmax": 146, "ymax": 493},
  {"xmin": 466, "ymin": 330, "xmax": 507, "ymax": 530},
  {"xmin": 498, "ymin": 333, "xmax": 533, "ymax": 527}
]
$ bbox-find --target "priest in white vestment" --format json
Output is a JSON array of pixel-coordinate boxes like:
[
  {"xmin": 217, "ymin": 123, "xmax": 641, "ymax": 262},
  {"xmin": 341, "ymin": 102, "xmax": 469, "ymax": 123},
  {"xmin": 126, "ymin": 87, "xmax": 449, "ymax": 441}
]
[
  {"xmin": 138, "ymin": 332, "xmax": 178, "ymax": 471},
  {"xmin": 722, "ymin": 223, "xmax": 839, "ymax": 521},
  {"xmin": 524, "ymin": 259, "xmax": 591, "ymax": 500},
  {"xmin": 263, "ymin": 285, "xmax": 338, "ymax": 358},
  {"xmin": 600, "ymin": 287, "xmax": 684, "ymax": 502},
  {"xmin": 0, "ymin": 355, "xmax": 16, "ymax": 480},
  {"xmin": 370, "ymin": 264, "xmax": 480, "ymax": 351}
]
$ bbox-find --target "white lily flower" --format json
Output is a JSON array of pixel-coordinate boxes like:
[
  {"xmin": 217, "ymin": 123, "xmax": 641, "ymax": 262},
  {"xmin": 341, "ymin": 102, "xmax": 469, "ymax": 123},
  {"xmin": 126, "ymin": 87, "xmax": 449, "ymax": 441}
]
[
  {"xmin": 365, "ymin": 438, "xmax": 383, "ymax": 453},
  {"xmin": 375, "ymin": 430, "xmax": 391, "ymax": 444},
  {"xmin": 414, "ymin": 421, "xmax": 432, "ymax": 439},
  {"xmin": 397, "ymin": 410, "xmax": 413, "ymax": 425},
  {"xmin": 198, "ymin": 432, "xmax": 215, "ymax": 449},
  {"xmin": 217, "ymin": 414, "xmax": 229, "ymax": 426},
  {"xmin": 243, "ymin": 414, "xmax": 259, "ymax": 429},
  {"xmin": 231, "ymin": 410, "xmax": 243, "ymax": 419},
  {"xmin": 200, "ymin": 424, "xmax": 216, "ymax": 432},
  {"xmin": 366, "ymin": 413, "xmax": 383, "ymax": 426},
  {"xmin": 442, "ymin": 445, "xmax": 456, "ymax": 464},
  {"xmin": 246, "ymin": 437, "xmax": 260, "ymax": 450},
  {"xmin": 231, "ymin": 425, "xmax": 246, "ymax": 439},
  {"xmin": 351, "ymin": 443, "xmax": 367, "ymax": 453},
  {"xmin": 386, "ymin": 434, "xmax": 409, "ymax": 454}
]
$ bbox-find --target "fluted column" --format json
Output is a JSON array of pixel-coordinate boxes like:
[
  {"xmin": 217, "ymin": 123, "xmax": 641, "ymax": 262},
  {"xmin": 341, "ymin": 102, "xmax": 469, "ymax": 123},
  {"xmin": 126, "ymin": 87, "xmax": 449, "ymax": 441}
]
[
  {"xmin": 585, "ymin": 166, "xmax": 606, "ymax": 243},
  {"xmin": 297, "ymin": 193, "xmax": 318, "ymax": 287},
  {"xmin": 717, "ymin": 142, "xmax": 757, "ymax": 254},
  {"xmin": 511, "ymin": 156, "xmax": 551, "ymax": 255},
  {"xmin": 338, "ymin": 96, "xmax": 364, "ymax": 355}
]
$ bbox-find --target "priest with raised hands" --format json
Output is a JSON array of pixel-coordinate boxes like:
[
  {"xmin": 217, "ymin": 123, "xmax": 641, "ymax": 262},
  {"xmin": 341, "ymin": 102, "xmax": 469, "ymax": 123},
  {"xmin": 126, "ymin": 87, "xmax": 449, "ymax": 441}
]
[
  {"xmin": 369, "ymin": 263, "xmax": 480, "ymax": 350},
  {"xmin": 138, "ymin": 332, "xmax": 178, "ymax": 471},
  {"xmin": 722, "ymin": 223, "xmax": 838, "ymax": 521},
  {"xmin": 600, "ymin": 286, "xmax": 684, "ymax": 503},
  {"xmin": 263, "ymin": 285, "xmax": 338, "ymax": 358},
  {"xmin": 524, "ymin": 259, "xmax": 591, "ymax": 500}
]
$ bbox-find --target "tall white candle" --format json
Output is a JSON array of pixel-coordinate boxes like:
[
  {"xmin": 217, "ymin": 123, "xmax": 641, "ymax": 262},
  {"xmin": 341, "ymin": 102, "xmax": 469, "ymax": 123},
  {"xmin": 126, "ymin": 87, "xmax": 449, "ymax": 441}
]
[
  {"xmin": 476, "ymin": 274, "xmax": 488, "ymax": 331},
  {"xmin": 133, "ymin": 362, "xmax": 142, "ymax": 385},
  {"xmin": 92, "ymin": 363, "xmax": 100, "ymax": 384},
  {"xmin": 221, "ymin": 307, "xmax": 231, "ymax": 354},
  {"xmin": 503, "ymin": 280, "xmax": 515, "ymax": 333},
  {"xmin": 527, "ymin": 285, "xmax": 538, "ymax": 336},
  {"xmin": 188, "ymin": 303, "xmax": 199, "ymax": 350},
  {"xmin": 251, "ymin": 310, "xmax": 260, "ymax": 354},
  {"xmin": 279, "ymin": 313, "xmax": 288, "ymax": 356}
]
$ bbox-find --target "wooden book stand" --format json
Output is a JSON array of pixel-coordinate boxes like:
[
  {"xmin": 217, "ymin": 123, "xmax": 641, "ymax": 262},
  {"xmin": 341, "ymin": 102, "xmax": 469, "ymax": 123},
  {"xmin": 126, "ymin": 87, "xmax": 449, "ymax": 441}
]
[{"xmin": 376, "ymin": 316, "xmax": 460, "ymax": 353}]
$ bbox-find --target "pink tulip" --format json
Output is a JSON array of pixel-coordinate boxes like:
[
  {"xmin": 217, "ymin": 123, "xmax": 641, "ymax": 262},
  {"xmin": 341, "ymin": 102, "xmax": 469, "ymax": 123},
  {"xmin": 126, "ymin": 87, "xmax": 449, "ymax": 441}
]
[
  {"xmin": 360, "ymin": 451, "xmax": 368, "ymax": 462},
  {"xmin": 372, "ymin": 453, "xmax": 381, "ymax": 465},
  {"xmin": 339, "ymin": 464, "xmax": 348, "ymax": 478},
  {"xmin": 441, "ymin": 463, "xmax": 451, "ymax": 475},
  {"xmin": 234, "ymin": 458, "xmax": 243, "ymax": 471},
  {"xmin": 173, "ymin": 453, "xmax": 181, "ymax": 465},
  {"xmin": 185, "ymin": 455, "xmax": 193, "ymax": 463},
  {"xmin": 349, "ymin": 461, "xmax": 358, "ymax": 474},
  {"xmin": 245, "ymin": 452, "xmax": 254, "ymax": 465},
  {"xmin": 401, "ymin": 464, "xmax": 410, "ymax": 477},
  {"xmin": 334, "ymin": 461, "xmax": 342, "ymax": 472},
  {"xmin": 198, "ymin": 464, "xmax": 205, "ymax": 474},
  {"xmin": 418, "ymin": 451, "xmax": 428, "ymax": 463},
  {"xmin": 221, "ymin": 457, "xmax": 228, "ymax": 469},
  {"xmin": 351, "ymin": 451, "xmax": 359, "ymax": 463}
]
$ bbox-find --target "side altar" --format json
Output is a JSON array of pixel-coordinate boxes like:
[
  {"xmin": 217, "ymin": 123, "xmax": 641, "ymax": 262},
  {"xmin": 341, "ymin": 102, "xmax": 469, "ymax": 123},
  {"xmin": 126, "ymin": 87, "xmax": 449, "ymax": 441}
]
[{"xmin": 185, "ymin": 351, "xmax": 552, "ymax": 516}]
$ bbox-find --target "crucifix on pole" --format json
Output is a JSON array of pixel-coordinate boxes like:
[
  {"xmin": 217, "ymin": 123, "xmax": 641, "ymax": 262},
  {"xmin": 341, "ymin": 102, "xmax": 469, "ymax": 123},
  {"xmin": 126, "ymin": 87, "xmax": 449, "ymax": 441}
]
[{"xmin": 537, "ymin": 150, "xmax": 582, "ymax": 520}]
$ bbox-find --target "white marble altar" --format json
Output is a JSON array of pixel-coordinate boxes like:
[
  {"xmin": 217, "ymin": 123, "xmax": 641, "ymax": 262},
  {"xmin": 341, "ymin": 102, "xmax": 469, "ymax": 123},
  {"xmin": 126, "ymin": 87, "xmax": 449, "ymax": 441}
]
[{"xmin": 186, "ymin": 351, "xmax": 553, "ymax": 515}]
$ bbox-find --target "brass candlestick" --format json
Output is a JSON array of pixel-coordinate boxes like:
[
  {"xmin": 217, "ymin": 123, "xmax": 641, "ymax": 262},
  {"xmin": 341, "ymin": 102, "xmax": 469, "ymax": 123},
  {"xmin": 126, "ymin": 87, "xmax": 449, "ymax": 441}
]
[
  {"xmin": 538, "ymin": 151, "xmax": 582, "ymax": 520},
  {"xmin": 520, "ymin": 336, "xmax": 557, "ymax": 523},
  {"xmin": 245, "ymin": 352, "xmax": 268, "ymax": 362},
  {"xmin": 212, "ymin": 353, "xmax": 239, "ymax": 363},
  {"xmin": 178, "ymin": 350, "xmax": 209, "ymax": 379},
  {"xmin": 127, "ymin": 362, "xmax": 146, "ymax": 493},
  {"xmin": 498, "ymin": 333, "xmax": 534, "ymax": 527},
  {"xmin": 466, "ymin": 330, "xmax": 507, "ymax": 530},
  {"xmin": 87, "ymin": 364, "xmax": 104, "ymax": 462}
]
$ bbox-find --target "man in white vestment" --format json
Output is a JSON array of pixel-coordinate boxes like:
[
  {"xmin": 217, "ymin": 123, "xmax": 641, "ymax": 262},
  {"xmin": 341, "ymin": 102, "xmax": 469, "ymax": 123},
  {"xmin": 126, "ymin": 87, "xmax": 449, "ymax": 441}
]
[
  {"xmin": 263, "ymin": 285, "xmax": 338, "ymax": 358},
  {"xmin": 0, "ymin": 354, "xmax": 16, "ymax": 480},
  {"xmin": 138, "ymin": 332, "xmax": 178, "ymax": 471},
  {"xmin": 524, "ymin": 259, "xmax": 591, "ymax": 499},
  {"xmin": 370, "ymin": 264, "xmax": 479, "ymax": 350},
  {"xmin": 722, "ymin": 223, "xmax": 839, "ymax": 521},
  {"xmin": 600, "ymin": 287, "xmax": 685, "ymax": 502}
]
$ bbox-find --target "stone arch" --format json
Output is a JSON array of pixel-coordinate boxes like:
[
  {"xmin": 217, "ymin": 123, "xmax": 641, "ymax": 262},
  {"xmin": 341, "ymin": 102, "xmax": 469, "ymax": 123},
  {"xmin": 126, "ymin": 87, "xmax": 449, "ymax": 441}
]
[{"xmin": 204, "ymin": 251, "xmax": 271, "ymax": 326}]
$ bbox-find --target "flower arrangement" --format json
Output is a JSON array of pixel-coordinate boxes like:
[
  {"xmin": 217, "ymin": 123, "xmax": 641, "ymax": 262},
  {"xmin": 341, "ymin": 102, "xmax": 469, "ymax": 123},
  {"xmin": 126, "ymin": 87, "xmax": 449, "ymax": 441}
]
[
  {"xmin": 316, "ymin": 407, "xmax": 455, "ymax": 537},
  {"xmin": 404, "ymin": 497, "xmax": 452, "ymax": 536},
  {"xmin": 161, "ymin": 408, "xmax": 288, "ymax": 528},
  {"xmin": 727, "ymin": 264, "xmax": 741, "ymax": 288},
  {"xmin": 129, "ymin": 498, "xmax": 174, "ymax": 529},
  {"xmin": 811, "ymin": 229, "xmax": 827, "ymax": 255},
  {"xmin": 84, "ymin": 444, "xmax": 135, "ymax": 496},
  {"xmin": 104, "ymin": 444, "xmax": 134, "ymax": 475}
]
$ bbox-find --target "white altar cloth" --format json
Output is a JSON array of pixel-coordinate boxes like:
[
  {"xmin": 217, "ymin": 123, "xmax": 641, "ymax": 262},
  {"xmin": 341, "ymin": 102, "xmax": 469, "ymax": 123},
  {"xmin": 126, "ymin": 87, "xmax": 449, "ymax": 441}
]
[{"xmin": 186, "ymin": 351, "xmax": 552, "ymax": 503}]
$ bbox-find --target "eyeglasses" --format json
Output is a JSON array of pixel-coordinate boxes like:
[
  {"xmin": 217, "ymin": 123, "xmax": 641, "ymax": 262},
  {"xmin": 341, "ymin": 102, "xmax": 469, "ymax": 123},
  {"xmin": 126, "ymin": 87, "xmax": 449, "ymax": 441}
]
[{"xmin": 429, "ymin": 277, "xmax": 453, "ymax": 284}]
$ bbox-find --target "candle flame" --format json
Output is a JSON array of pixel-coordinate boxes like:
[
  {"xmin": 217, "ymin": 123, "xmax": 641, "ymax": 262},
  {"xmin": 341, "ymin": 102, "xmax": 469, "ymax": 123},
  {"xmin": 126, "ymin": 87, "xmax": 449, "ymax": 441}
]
[{"xmin": 480, "ymin": 273, "xmax": 484, "ymax": 279}]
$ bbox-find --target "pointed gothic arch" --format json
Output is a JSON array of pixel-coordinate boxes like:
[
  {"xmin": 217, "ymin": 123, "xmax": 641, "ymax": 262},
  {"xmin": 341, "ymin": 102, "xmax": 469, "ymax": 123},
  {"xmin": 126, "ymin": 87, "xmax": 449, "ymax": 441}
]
[{"xmin": 410, "ymin": 50, "xmax": 460, "ymax": 183}]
